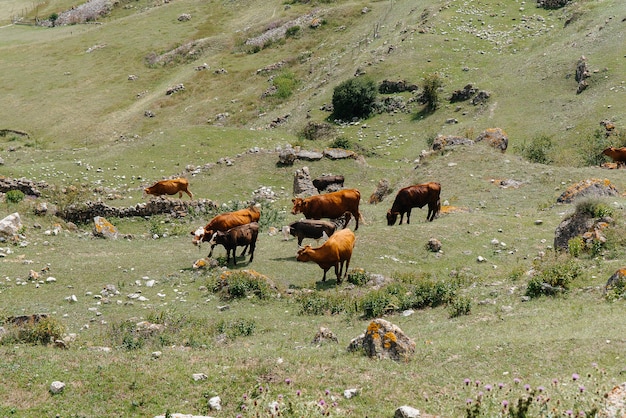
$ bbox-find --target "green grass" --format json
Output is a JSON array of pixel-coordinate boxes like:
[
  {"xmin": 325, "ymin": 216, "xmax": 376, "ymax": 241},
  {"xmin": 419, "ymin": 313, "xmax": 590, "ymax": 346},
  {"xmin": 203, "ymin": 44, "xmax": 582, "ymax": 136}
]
[{"xmin": 1, "ymin": 0, "xmax": 626, "ymax": 416}]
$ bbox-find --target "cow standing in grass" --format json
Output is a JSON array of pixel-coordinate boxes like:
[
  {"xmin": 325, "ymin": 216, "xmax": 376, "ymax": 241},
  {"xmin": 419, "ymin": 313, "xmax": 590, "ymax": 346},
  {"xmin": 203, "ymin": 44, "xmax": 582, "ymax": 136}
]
[
  {"xmin": 291, "ymin": 189, "xmax": 362, "ymax": 230},
  {"xmin": 602, "ymin": 147, "xmax": 626, "ymax": 166},
  {"xmin": 144, "ymin": 178, "xmax": 193, "ymax": 199},
  {"xmin": 387, "ymin": 182, "xmax": 441, "ymax": 225},
  {"xmin": 288, "ymin": 211, "xmax": 352, "ymax": 246},
  {"xmin": 192, "ymin": 205, "xmax": 261, "ymax": 257},
  {"xmin": 209, "ymin": 222, "xmax": 259, "ymax": 265},
  {"xmin": 296, "ymin": 228, "xmax": 356, "ymax": 284}
]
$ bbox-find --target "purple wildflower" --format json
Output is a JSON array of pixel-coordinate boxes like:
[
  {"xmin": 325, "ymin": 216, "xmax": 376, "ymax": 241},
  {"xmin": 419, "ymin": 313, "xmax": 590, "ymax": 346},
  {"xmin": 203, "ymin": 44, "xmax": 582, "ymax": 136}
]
[
  {"xmin": 513, "ymin": 378, "xmax": 521, "ymax": 384},
  {"xmin": 278, "ymin": 394, "xmax": 283, "ymax": 400},
  {"xmin": 477, "ymin": 391, "xmax": 484, "ymax": 399},
  {"xmin": 485, "ymin": 384, "xmax": 492, "ymax": 392},
  {"xmin": 566, "ymin": 410, "xmax": 573, "ymax": 416},
  {"xmin": 285, "ymin": 378, "xmax": 292, "ymax": 385},
  {"xmin": 572, "ymin": 373, "xmax": 580, "ymax": 381},
  {"xmin": 241, "ymin": 405, "xmax": 247, "ymax": 411},
  {"xmin": 538, "ymin": 386, "xmax": 545, "ymax": 392},
  {"xmin": 242, "ymin": 394, "xmax": 248, "ymax": 400},
  {"xmin": 325, "ymin": 389, "xmax": 330, "ymax": 396},
  {"xmin": 318, "ymin": 399, "xmax": 326, "ymax": 407},
  {"xmin": 475, "ymin": 380, "xmax": 481, "ymax": 387},
  {"xmin": 502, "ymin": 400, "xmax": 509, "ymax": 408},
  {"xmin": 464, "ymin": 378, "xmax": 471, "ymax": 386},
  {"xmin": 498, "ymin": 382, "xmax": 505, "ymax": 389},
  {"xmin": 592, "ymin": 362, "xmax": 598, "ymax": 368},
  {"xmin": 524, "ymin": 384, "xmax": 531, "ymax": 391},
  {"xmin": 259, "ymin": 386, "xmax": 264, "ymax": 393},
  {"xmin": 296, "ymin": 390, "xmax": 301, "ymax": 396},
  {"xmin": 552, "ymin": 378, "xmax": 559, "ymax": 386},
  {"xmin": 466, "ymin": 398, "xmax": 473, "ymax": 405},
  {"xmin": 579, "ymin": 385, "xmax": 585, "ymax": 393}
]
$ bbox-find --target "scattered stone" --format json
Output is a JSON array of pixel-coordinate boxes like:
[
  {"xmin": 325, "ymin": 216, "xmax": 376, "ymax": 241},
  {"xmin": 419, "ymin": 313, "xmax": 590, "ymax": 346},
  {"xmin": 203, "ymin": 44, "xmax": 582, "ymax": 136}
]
[
  {"xmin": 166, "ymin": 84, "xmax": 185, "ymax": 95},
  {"xmin": 152, "ymin": 351, "xmax": 162, "ymax": 359},
  {"xmin": 0, "ymin": 177, "xmax": 46, "ymax": 196},
  {"xmin": 278, "ymin": 145, "xmax": 297, "ymax": 166},
  {"xmin": 575, "ymin": 56, "xmax": 590, "ymax": 94},
  {"xmin": 395, "ymin": 405, "xmax": 421, "ymax": 418},
  {"xmin": 426, "ymin": 238, "xmax": 442, "ymax": 252},
  {"xmin": 312, "ymin": 327, "xmax": 338, "ymax": 344},
  {"xmin": 178, "ymin": 13, "xmax": 191, "ymax": 21},
  {"xmin": 192, "ymin": 373, "xmax": 208, "ymax": 381},
  {"xmin": 344, "ymin": 388, "xmax": 359, "ymax": 399},
  {"xmin": 431, "ymin": 135, "xmax": 474, "ymax": 151},
  {"xmin": 49, "ymin": 381, "xmax": 66, "ymax": 394},
  {"xmin": 208, "ymin": 396, "xmax": 221, "ymax": 411}
]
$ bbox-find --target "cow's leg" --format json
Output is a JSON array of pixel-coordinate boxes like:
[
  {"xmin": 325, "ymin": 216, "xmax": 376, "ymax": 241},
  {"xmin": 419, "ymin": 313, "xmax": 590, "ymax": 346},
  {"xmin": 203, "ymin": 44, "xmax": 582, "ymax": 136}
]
[
  {"xmin": 178, "ymin": 191, "xmax": 183, "ymax": 198},
  {"xmin": 427, "ymin": 203, "xmax": 434, "ymax": 221},
  {"xmin": 335, "ymin": 263, "xmax": 341, "ymax": 283},
  {"xmin": 297, "ymin": 236, "xmax": 303, "ymax": 246},
  {"xmin": 343, "ymin": 256, "xmax": 351, "ymax": 280},
  {"xmin": 185, "ymin": 190, "xmax": 193, "ymax": 200},
  {"xmin": 208, "ymin": 244, "xmax": 216, "ymax": 258},
  {"xmin": 399, "ymin": 212, "xmax": 405, "ymax": 225},
  {"xmin": 229, "ymin": 248, "xmax": 235, "ymax": 265},
  {"xmin": 248, "ymin": 242, "xmax": 256, "ymax": 263},
  {"xmin": 322, "ymin": 268, "xmax": 329, "ymax": 282},
  {"xmin": 354, "ymin": 211, "xmax": 359, "ymax": 230},
  {"xmin": 406, "ymin": 209, "xmax": 412, "ymax": 224},
  {"xmin": 239, "ymin": 244, "xmax": 249, "ymax": 257}
]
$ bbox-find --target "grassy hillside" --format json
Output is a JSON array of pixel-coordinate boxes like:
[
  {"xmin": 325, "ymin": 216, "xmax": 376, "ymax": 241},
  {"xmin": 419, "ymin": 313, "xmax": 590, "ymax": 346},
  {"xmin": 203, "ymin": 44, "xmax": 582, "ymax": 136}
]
[{"xmin": 1, "ymin": 0, "xmax": 626, "ymax": 417}]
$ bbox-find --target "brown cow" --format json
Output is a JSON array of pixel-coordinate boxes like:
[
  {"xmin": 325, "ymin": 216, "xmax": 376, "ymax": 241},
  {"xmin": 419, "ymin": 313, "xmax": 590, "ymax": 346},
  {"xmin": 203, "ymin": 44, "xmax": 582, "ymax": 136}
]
[
  {"xmin": 296, "ymin": 228, "xmax": 356, "ymax": 284},
  {"xmin": 191, "ymin": 205, "xmax": 261, "ymax": 257},
  {"xmin": 291, "ymin": 189, "xmax": 362, "ymax": 230},
  {"xmin": 209, "ymin": 222, "xmax": 259, "ymax": 265},
  {"xmin": 144, "ymin": 178, "xmax": 193, "ymax": 199},
  {"xmin": 313, "ymin": 175, "xmax": 345, "ymax": 193},
  {"xmin": 387, "ymin": 182, "xmax": 441, "ymax": 225},
  {"xmin": 602, "ymin": 147, "xmax": 626, "ymax": 165},
  {"xmin": 288, "ymin": 211, "xmax": 352, "ymax": 246}
]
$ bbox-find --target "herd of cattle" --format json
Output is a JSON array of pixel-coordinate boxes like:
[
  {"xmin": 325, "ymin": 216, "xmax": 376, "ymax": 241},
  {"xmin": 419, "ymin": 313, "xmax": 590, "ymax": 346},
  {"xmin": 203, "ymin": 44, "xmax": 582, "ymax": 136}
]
[{"xmin": 143, "ymin": 177, "xmax": 442, "ymax": 284}]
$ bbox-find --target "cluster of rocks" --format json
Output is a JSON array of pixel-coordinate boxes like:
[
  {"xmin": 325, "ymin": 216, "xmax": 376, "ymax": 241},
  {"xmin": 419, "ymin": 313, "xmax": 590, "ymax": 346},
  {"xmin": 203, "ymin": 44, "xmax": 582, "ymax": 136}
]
[
  {"xmin": 245, "ymin": 11, "xmax": 321, "ymax": 48},
  {"xmin": 256, "ymin": 60, "xmax": 287, "ymax": 75},
  {"xmin": 537, "ymin": 0, "xmax": 569, "ymax": 9},
  {"xmin": 278, "ymin": 145, "xmax": 356, "ymax": 166},
  {"xmin": 0, "ymin": 177, "xmax": 47, "ymax": 196},
  {"xmin": 166, "ymin": 83, "xmax": 185, "ymax": 95},
  {"xmin": 449, "ymin": 84, "xmax": 491, "ymax": 105},
  {"xmin": 430, "ymin": 128, "xmax": 508, "ymax": 152},
  {"xmin": 378, "ymin": 79, "xmax": 418, "ymax": 94},
  {"xmin": 368, "ymin": 179, "xmax": 392, "ymax": 204},
  {"xmin": 575, "ymin": 56, "xmax": 591, "ymax": 94},
  {"xmin": 57, "ymin": 197, "xmax": 217, "ymax": 224},
  {"xmin": 39, "ymin": 0, "xmax": 111, "ymax": 26}
]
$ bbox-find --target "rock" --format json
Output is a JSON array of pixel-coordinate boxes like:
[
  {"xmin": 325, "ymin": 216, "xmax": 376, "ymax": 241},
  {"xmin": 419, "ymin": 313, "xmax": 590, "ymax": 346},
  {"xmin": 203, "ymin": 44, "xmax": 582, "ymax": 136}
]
[
  {"xmin": 369, "ymin": 179, "xmax": 391, "ymax": 204},
  {"xmin": 152, "ymin": 351, "xmax": 162, "ymax": 359},
  {"xmin": 449, "ymin": 84, "xmax": 477, "ymax": 102},
  {"xmin": 344, "ymin": 388, "xmax": 359, "ymax": 399},
  {"xmin": 378, "ymin": 80, "xmax": 418, "ymax": 94},
  {"xmin": 208, "ymin": 396, "xmax": 221, "ymax": 411},
  {"xmin": 0, "ymin": 177, "xmax": 46, "ymax": 196},
  {"xmin": 601, "ymin": 382, "xmax": 626, "ymax": 417},
  {"xmin": 295, "ymin": 149, "xmax": 324, "ymax": 161},
  {"xmin": 312, "ymin": 327, "xmax": 338, "ymax": 344},
  {"xmin": 192, "ymin": 373, "xmax": 208, "ymax": 381},
  {"xmin": 426, "ymin": 238, "xmax": 442, "ymax": 252},
  {"xmin": 323, "ymin": 148, "xmax": 356, "ymax": 160},
  {"xmin": 347, "ymin": 319, "xmax": 416, "ymax": 361},
  {"xmin": 166, "ymin": 83, "xmax": 185, "ymax": 95},
  {"xmin": 93, "ymin": 216, "xmax": 119, "ymax": 239},
  {"xmin": 557, "ymin": 178, "xmax": 619, "ymax": 203},
  {"xmin": 278, "ymin": 145, "xmax": 297, "ymax": 166},
  {"xmin": 293, "ymin": 166, "xmax": 318, "ymax": 197},
  {"xmin": 553, "ymin": 210, "xmax": 611, "ymax": 250},
  {"xmin": 50, "ymin": 381, "xmax": 66, "ymax": 394},
  {"xmin": 178, "ymin": 13, "xmax": 191, "ymax": 21},
  {"xmin": 0, "ymin": 212, "xmax": 22, "ymax": 240},
  {"xmin": 431, "ymin": 135, "xmax": 474, "ymax": 151},
  {"xmin": 395, "ymin": 405, "xmax": 421, "ymax": 418},
  {"xmin": 475, "ymin": 128, "xmax": 508, "ymax": 152},
  {"xmin": 604, "ymin": 268, "xmax": 626, "ymax": 294},
  {"xmin": 575, "ymin": 56, "xmax": 590, "ymax": 94}
]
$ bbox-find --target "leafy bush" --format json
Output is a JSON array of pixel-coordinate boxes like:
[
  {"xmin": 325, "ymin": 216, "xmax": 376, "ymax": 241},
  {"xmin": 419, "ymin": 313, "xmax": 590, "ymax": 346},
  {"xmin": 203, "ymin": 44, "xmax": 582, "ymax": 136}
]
[
  {"xmin": 346, "ymin": 268, "xmax": 369, "ymax": 286},
  {"xmin": 299, "ymin": 121, "xmax": 335, "ymax": 141},
  {"xmin": 2, "ymin": 317, "xmax": 66, "ymax": 345},
  {"xmin": 332, "ymin": 77, "xmax": 377, "ymax": 120},
  {"xmin": 578, "ymin": 129, "xmax": 614, "ymax": 166},
  {"xmin": 216, "ymin": 318, "xmax": 256, "ymax": 339},
  {"xmin": 448, "ymin": 296, "xmax": 472, "ymax": 318},
  {"xmin": 525, "ymin": 257, "xmax": 581, "ymax": 298},
  {"xmin": 219, "ymin": 271, "xmax": 274, "ymax": 300},
  {"xmin": 5, "ymin": 190, "xmax": 25, "ymax": 204},
  {"xmin": 329, "ymin": 136, "xmax": 352, "ymax": 150},
  {"xmin": 574, "ymin": 198, "xmax": 613, "ymax": 218},
  {"xmin": 272, "ymin": 71, "xmax": 299, "ymax": 99},
  {"xmin": 285, "ymin": 25, "xmax": 301, "ymax": 38},
  {"xmin": 567, "ymin": 236, "xmax": 584, "ymax": 257},
  {"xmin": 360, "ymin": 289, "xmax": 396, "ymax": 318},
  {"xmin": 297, "ymin": 291, "xmax": 352, "ymax": 315},
  {"xmin": 421, "ymin": 72, "xmax": 444, "ymax": 111},
  {"xmin": 517, "ymin": 134, "xmax": 553, "ymax": 164}
]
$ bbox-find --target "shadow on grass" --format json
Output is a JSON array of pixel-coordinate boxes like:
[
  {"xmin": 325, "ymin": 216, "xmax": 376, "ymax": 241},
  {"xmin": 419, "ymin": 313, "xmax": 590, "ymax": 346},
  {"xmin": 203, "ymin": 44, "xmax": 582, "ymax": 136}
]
[
  {"xmin": 411, "ymin": 106, "xmax": 437, "ymax": 121},
  {"xmin": 315, "ymin": 278, "xmax": 341, "ymax": 290}
]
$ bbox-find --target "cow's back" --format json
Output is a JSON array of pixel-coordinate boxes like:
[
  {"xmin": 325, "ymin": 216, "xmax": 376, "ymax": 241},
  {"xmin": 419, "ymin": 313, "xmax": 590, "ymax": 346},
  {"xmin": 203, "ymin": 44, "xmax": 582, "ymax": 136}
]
[{"xmin": 305, "ymin": 189, "xmax": 360, "ymax": 219}]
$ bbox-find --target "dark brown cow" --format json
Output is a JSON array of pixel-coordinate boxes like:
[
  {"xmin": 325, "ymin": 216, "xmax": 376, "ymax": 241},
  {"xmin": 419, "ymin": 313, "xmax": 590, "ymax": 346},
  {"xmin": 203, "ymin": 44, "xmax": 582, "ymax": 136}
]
[
  {"xmin": 296, "ymin": 228, "xmax": 356, "ymax": 284},
  {"xmin": 192, "ymin": 205, "xmax": 261, "ymax": 257},
  {"xmin": 313, "ymin": 175, "xmax": 345, "ymax": 193},
  {"xmin": 209, "ymin": 222, "xmax": 259, "ymax": 265},
  {"xmin": 602, "ymin": 147, "xmax": 626, "ymax": 165},
  {"xmin": 288, "ymin": 211, "xmax": 352, "ymax": 246},
  {"xmin": 387, "ymin": 182, "xmax": 441, "ymax": 225},
  {"xmin": 144, "ymin": 178, "xmax": 193, "ymax": 199},
  {"xmin": 291, "ymin": 189, "xmax": 362, "ymax": 230}
]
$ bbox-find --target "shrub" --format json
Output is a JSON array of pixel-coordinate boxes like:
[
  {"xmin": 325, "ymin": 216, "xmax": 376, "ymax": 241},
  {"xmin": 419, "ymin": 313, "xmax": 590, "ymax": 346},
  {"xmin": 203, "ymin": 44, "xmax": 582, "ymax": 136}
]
[
  {"xmin": 5, "ymin": 190, "xmax": 25, "ymax": 204},
  {"xmin": 360, "ymin": 289, "xmax": 396, "ymax": 318},
  {"xmin": 567, "ymin": 236, "xmax": 584, "ymax": 257},
  {"xmin": 297, "ymin": 291, "xmax": 350, "ymax": 315},
  {"xmin": 517, "ymin": 134, "xmax": 553, "ymax": 164},
  {"xmin": 218, "ymin": 270, "xmax": 274, "ymax": 300},
  {"xmin": 285, "ymin": 25, "xmax": 301, "ymax": 38},
  {"xmin": 525, "ymin": 257, "xmax": 581, "ymax": 298},
  {"xmin": 329, "ymin": 136, "xmax": 352, "ymax": 150},
  {"xmin": 4, "ymin": 317, "xmax": 66, "ymax": 345},
  {"xmin": 579, "ymin": 129, "xmax": 613, "ymax": 166},
  {"xmin": 574, "ymin": 198, "xmax": 613, "ymax": 218},
  {"xmin": 271, "ymin": 71, "xmax": 299, "ymax": 99},
  {"xmin": 216, "ymin": 318, "xmax": 256, "ymax": 339},
  {"xmin": 332, "ymin": 77, "xmax": 377, "ymax": 120},
  {"xmin": 347, "ymin": 268, "xmax": 369, "ymax": 286},
  {"xmin": 448, "ymin": 296, "xmax": 472, "ymax": 318},
  {"xmin": 299, "ymin": 121, "xmax": 335, "ymax": 141},
  {"xmin": 421, "ymin": 72, "xmax": 444, "ymax": 111}
]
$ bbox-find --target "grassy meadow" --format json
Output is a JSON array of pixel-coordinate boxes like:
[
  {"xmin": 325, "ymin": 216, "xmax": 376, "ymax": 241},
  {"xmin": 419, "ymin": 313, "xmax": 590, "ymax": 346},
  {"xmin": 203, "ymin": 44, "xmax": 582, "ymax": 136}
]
[{"xmin": 1, "ymin": 0, "xmax": 626, "ymax": 416}]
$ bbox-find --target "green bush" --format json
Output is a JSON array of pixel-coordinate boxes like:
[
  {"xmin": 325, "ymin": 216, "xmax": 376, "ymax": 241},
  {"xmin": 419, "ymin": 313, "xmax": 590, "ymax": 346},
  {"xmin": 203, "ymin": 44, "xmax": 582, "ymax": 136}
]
[
  {"xmin": 5, "ymin": 190, "xmax": 25, "ymax": 204},
  {"xmin": 517, "ymin": 134, "xmax": 553, "ymax": 164},
  {"xmin": 219, "ymin": 271, "xmax": 273, "ymax": 300},
  {"xmin": 567, "ymin": 236, "xmax": 584, "ymax": 257},
  {"xmin": 575, "ymin": 198, "xmax": 613, "ymax": 218},
  {"xmin": 272, "ymin": 71, "xmax": 298, "ymax": 99},
  {"xmin": 578, "ymin": 129, "xmax": 614, "ymax": 166},
  {"xmin": 285, "ymin": 25, "xmax": 301, "ymax": 38},
  {"xmin": 329, "ymin": 136, "xmax": 352, "ymax": 150},
  {"xmin": 525, "ymin": 257, "xmax": 581, "ymax": 298},
  {"xmin": 6, "ymin": 317, "xmax": 66, "ymax": 345},
  {"xmin": 360, "ymin": 289, "xmax": 395, "ymax": 318},
  {"xmin": 332, "ymin": 77, "xmax": 378, "ymax": 120},
  {"xmin": 448, "ymin": 296, "xmax": 472, "ymax": 318},
  {"xmin": 346, "ymin": 268, "xmax": 369, "ymax": 286},
  {"xmin": 216, "ymin": 318, "xmax": 256, "ymax": 338},
  {"xmin": 297, "ymin": 291, "xmax": 351, "ymax": 315},
  {"xmin": 421, "ymin": 72, "xmax": 444, "ymax": 111}
]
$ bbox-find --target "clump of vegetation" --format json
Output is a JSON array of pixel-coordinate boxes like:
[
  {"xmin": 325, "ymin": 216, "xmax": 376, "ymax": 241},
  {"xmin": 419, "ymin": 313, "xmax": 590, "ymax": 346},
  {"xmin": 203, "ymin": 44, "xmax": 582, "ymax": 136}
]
[
  {"xmin": 271, "ymin": 71, "xmax": 299, "ymax": 99},
  {"xmin": 517, "ymin": 134, "xmax": 553, "ymax": 164},
  {"xmin": 525, "ymin": 255, "xmax": 581, "ymax": 298},
  {"xmin": 331, "ymin": 77, "xmax": 378, "ymax": 120},
  {"xmin": 5, "ymin": 190, "xmax": 25, "ymax": 204},
  {"xmin": 1, "ymin": 316, "xmax": 65, "ymax": 345},
  {"xmin": 421, "ymin": 72, "xmax": 444, "ymax": 111},
  {"xmin": 448, "ymin": 295, "xmax": 472, "ymax": 318},
  {"xmin": 297, "ymin": 291, "xmax": 354, "ymax": 315},
  {"xmin": 299, "ymin": 121, "xmax": 335, "ymax": 141},
  {"xmin": 215, "ymin": 318, "xmax": 256, "ymax": 339},
  {"xmin": 578, "ymin": 128, "xmax": 626, "ymax": 166},
  {"xmin": 285, "ymin": 25, "xmax": 301, "ymax": 38},
  {"xmin": 217, "ymin": 270, "xmax": 276, "ymax": 300},
  {"xmin": 575, "ymin": 197, "xmax": 613, "ymax": 218},
  {"xmin": 346, "ymin": 268, "xmax": 369, "ymax": 286},
  {"xmin": 329, "ymin": 136, "xmax": 352, "ymax": 150}
]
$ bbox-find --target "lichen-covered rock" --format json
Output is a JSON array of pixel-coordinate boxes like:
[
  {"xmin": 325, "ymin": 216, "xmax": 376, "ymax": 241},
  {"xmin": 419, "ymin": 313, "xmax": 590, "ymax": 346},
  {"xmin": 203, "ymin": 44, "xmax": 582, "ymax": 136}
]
[
  {"xmin": 605, "ymin": 269, "xmax": 626, "ymax": 294},
  {"xmin": 475, "ymin": 128, "xmax": 508, "ymax": 152},
  {"xmin": 323, "ymin": 148, "xmax": 356, "ymax": 160},
  {"xmin": 369, "ymin": 179, "xmax": 391, "ymax": 204},
  {"xmin": 295, "ymin": 149, "xmax": 324, "ymax": 161},
  {"xmin": 278, "ymin": 146, "xmax": 297, "ymax": 166},
  {"xmin": 557, "ymin": 178, "xmax": 619, "ymax": 203},
  {"xmin": 431, "ymin": 135, "xmax": 474, "ymax": 151},
  {"xmin": 93, "ymin": 216, "xmax": 119, "ymax": 239},
  {"xmin": 0, "ymin": 212, "xmax": 22, "ymax": 240},
  {"xmin": 312, "ymin": 327, "xmax": 338, "ymax": 344},
  {"xmin": 293, "ymin": 166, "xmax": 318, "ymax": 197},
  {"xmin": 348, "ymin": 318, "xmax": 415, "ymax": 361},
  {"xmin": 553, "ymin": 211, "xmax": 612, "ymax": 251}
]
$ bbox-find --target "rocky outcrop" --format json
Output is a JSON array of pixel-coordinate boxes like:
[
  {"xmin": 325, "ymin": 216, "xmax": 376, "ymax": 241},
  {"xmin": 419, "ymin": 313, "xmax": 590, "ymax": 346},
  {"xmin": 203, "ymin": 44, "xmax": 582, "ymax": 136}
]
[
  {"xmin": 369, "ymin": 179, "xmax": 391, "ymax": 204},
  {"xmin": 553, "ymin": 211, "xmax": 612, "ymax": 251},
  {"xmin": 557, "ymin": 179, "xmax": 619, "ymax": 203},
  {"xmin": 0, "ymin": 213, "xmax": 22, "ymax": 240},
  {"xmin": 293, "ymin": 167, "xmax": 318, "ymax": 197},
  {"xmin": 378, "ymin": 80, "xmax": 418, "ymax": 94},
  {"xmin": 0, "ymin": 177, "xmax": 47, "ymax": 196},
  {"xmin": 431, "ymin": 135, "xmax": 474, "ymax": 151},
  {"xmin": 575, "ymin": 56, "xmax": 590, "ymax": 94},
  {"xmin": 57, "ymin": 198, "xmax": 217, "ymax": 224},
  {"xmin": 475, "ymin": 128, "xmax": 508, "ymax": 152}
]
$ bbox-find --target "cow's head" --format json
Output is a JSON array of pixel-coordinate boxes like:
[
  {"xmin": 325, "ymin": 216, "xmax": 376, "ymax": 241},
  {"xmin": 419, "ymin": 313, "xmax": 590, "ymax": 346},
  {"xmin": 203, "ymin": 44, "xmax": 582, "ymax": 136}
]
[
  {"xmin": 386, "ymin": 210, "xmax": 398, "ymax": 226},
  {"xmin": 142, "ymin": 187, "xmax": 150, "ymax": 198},
  {"xmin": 296, "ymin": 245, "xmax": 313, "ymax": 262},
  {"xmin": 291, "ymin": 198, "xmax": 306, "ymax": 215},
  {"xmin": 208, "ymin": 231, "xmax": 221, "ymax": 247},
  {"xmin": 191, "ymin": 227, "xmax": 205, "ymax": 246},
  {"xmin": 602, "ymin": 147, "xmax": 616, "ymax": 156}
]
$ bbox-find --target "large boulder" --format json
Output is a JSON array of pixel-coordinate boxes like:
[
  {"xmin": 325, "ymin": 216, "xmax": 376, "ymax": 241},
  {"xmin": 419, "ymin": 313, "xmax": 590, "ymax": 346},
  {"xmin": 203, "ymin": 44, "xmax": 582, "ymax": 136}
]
[
  {"xmin": 431, "ymin": 135, "xmax": 474, "ymax": 151},
  {"xmin": 93, "ymin": 216, "xmax": 119, "ymax": 239},
  {"xmin": 293, "ymin": 167, "xmax": 318, "ymax": 197},
  {"xmin": 553, "ymin": 211, "xmax": 612, "ymax": 251},
  {"xmin": 557, "ymin": 179, "xmax": 619, "ymax": 203},
  {"xmin": 0, "ymin": 212, "xmax": 22, "ymax": 240},
  {"xmin": 475, "ymin": 128, "xmax": 508, "ymax": 152},
  {"xmin": 348, "ymin": 318, "xmax": 416, "ymax": 361},
  {"xmin": 369, "ymin": 179, "xmax": 391, "ymax": 204}
]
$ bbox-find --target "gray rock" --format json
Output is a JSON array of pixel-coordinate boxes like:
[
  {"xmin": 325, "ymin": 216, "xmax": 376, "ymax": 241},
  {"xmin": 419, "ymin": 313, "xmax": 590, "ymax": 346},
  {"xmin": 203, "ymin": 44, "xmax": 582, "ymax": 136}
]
[
  {"xmin": 395, "ymin": 405, "xmax": 421, "ymax": 418},
  {"xmin": 348, "ymin": 319, "xmax": 416, "ymax": 361},
  {"xmin": 50, "ymin": 381, "xmax": 66, "ymax": 394},
  {"xmin": 0, "ymin": 212, "xmax": 22, "ymax": 240}
]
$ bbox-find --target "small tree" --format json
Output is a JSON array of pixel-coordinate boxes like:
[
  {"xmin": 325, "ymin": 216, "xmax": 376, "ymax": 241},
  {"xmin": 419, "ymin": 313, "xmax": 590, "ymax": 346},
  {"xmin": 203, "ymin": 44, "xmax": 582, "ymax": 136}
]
[
  {"xmin": 422, "ymin": 72, "xmax": 444, "ymax": 111},
  {"xmin": 332, "ymin": 77, "xmax": 377, "ymax": 121}
]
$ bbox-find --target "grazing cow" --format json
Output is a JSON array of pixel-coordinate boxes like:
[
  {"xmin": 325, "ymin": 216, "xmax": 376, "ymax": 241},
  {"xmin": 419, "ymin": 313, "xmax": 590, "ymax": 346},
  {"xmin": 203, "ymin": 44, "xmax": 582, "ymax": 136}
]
[
  {"xmin": 191, "ymin": 205, "xmax": 261, "ymax": 257},
  {"xmin": 144, "ymin": 178, "xmax": 193, "ymax": 199},
  {"xmin": 296, "ymin": 228, "xmax": 356, "ymax": 284},
  {"xmin": 209, "ymin": 222, "xmax": 259, "ymax": 265},
  {"xmin": 313, "ymin": 175, "xmax": 345, "ymax": 193},
  {"xmin": 602, "ymin": 147, "xmax": 626, "ymax": 165},
  {"xmin": 387, "ymin": 182, "xmax": 441, "ymax": 225},
  {"xmin": 288, "ymin": 211, "xmax": 352, "ymax": 246},
  {"xmin": 292, "ymin": 189, "xmax": 362, "ymax": 230}
]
